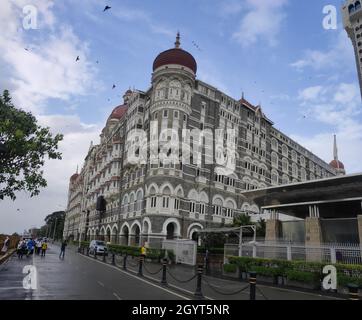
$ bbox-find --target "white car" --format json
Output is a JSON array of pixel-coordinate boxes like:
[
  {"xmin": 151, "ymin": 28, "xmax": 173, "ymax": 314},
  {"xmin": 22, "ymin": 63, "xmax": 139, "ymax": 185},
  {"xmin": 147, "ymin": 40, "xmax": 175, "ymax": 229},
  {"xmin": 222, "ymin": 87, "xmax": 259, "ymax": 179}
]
[{"xmin": 89, "ymin": 240, "xmax": 108, "ymax": 256}]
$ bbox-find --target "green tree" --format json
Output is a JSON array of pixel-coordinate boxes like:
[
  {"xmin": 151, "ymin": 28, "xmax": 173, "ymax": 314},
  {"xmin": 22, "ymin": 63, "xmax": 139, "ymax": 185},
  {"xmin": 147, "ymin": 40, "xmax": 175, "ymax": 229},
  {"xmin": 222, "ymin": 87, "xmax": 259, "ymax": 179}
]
[
  {"xmin": 0, "ymin": 90, "xmax": 63, "ymax": 200},
  {"xmin": 233, "ymin": 214, "xmax": 252, "ymax": 227}
]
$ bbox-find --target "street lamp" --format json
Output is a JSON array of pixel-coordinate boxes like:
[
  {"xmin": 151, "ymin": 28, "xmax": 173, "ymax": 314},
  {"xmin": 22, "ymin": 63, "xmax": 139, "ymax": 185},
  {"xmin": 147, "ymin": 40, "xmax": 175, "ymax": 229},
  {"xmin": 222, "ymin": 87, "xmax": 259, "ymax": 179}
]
[{"xmin": 52, "ymin": 217, "xmax": 57, "ymax": 243}]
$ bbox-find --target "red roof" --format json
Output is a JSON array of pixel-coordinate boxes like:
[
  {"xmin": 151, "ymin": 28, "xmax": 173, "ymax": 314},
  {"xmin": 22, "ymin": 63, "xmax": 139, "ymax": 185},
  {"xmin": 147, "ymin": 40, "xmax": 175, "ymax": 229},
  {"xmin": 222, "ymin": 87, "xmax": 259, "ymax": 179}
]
[
  {"xmin": 153, "ymin": 48, "xmax": 197, "ymax": 74},
  {"xmin": 70, "ymin": 173, "xmax": 79, "ymax": 181},
  {"xmin": 109, "ymin": 104, "xmax": 128, "ymax": 121},
  {"xmin": 329, "ymin": 160, "xmax": 345, "ymax": 170}
]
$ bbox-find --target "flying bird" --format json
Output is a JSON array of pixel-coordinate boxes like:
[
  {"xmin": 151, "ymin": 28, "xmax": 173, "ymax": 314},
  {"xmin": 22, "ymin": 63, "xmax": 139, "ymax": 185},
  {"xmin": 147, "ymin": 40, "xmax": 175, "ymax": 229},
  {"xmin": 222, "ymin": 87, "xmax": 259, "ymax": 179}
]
[
  {"xmin": 96, "ymin": 60, "xmax": 99, "ymax": 64},
  {"xmin": 103, "ymin": 5, "xmax": 111, "ymax": 12},
  {"xmin": 76, "ymin": 56, "xmax": 80, "ymax": 62},
  {"xmin": 24, "ymin": 48, "xmax": 29, "ymax": 51},
  {"xmin": 112, "ymin": 84, "xmax": 116, "ymax": 89}
]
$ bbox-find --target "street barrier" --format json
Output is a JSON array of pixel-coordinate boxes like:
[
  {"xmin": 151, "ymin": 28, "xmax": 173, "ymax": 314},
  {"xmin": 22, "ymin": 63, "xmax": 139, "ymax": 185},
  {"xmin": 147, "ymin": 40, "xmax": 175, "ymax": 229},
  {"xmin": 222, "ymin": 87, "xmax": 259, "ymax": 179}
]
[{"xmin": 348, "ymin": 284, "xmax": 360, "ymax": 300}]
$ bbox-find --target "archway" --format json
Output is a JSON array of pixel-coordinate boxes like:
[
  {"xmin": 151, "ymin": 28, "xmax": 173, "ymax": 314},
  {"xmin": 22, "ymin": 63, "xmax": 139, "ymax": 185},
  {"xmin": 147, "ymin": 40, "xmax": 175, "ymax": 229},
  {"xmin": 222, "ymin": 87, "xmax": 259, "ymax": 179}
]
[
  {"xmin": 120, "ymin": 224, "xmax": 129, "ymax": 246},
  {"xmin": 166, "ymin": 223, "xmax": 175, "ymax": 240},
  {"xmin": 106, "ymin": 228, "xmax": 111, "ymax": 243}
]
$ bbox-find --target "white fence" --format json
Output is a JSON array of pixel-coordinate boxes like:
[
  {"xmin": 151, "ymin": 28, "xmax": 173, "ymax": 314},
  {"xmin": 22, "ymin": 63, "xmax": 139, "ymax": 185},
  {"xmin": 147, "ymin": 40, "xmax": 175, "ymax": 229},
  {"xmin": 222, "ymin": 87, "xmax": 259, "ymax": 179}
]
[
  {"xmin": 224, "ymin": 242, "xmax": 362, "ymax": 265},
  {"xmin": 162, "ymin": 239, "xmax": 197, "ymax": 266}
]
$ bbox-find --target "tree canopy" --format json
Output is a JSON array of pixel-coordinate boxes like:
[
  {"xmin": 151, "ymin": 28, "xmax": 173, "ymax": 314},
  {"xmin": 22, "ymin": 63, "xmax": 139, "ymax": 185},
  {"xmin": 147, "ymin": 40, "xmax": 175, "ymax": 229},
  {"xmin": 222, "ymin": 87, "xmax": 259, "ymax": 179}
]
[{"xmin": 0, "ymin": 90, "xmax": 63, "ymax": 200}]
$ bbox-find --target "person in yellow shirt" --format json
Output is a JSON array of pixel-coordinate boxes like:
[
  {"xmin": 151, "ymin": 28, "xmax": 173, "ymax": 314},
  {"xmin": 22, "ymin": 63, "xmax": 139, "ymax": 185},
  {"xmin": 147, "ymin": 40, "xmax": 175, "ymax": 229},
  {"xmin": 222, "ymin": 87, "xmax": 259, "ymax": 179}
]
[
  {"xmin": 41, "ymin": 241, "xmax": 48, "ymax": 257},
  {"xmin": 140, "ymin": 243, "xmax": 147, "ymax": 259}
]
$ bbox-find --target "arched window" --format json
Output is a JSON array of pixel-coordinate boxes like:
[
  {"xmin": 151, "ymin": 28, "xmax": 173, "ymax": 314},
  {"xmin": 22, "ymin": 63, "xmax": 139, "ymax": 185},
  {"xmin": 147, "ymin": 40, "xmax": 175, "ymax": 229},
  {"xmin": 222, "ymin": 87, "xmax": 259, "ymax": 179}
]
[
  {"xmin": 271, "ymin": 152, "xmax": 278, "ymax": 168},
  {"xmin": 301, "ymin": 168, "xmax": 307, "ymax": 181},
  {"xmin": 213, "ymin": 197, "xmax": 223, "ymax": 215},
  {"xmin": 282, "ymin": 144, "xmax": 288, "ymax": 157},
  {"xmin": 300, "ymin": 156, "xmax": 305, "ymax": 167},
  {"xmin": 282, "ymin": 158, "xmax": 289, "ymax": 173},
  {"xmin": 271, "ymin": 138, "xmax": 278, "ymax": 151},
  {"xmin": 282, "ymin": 174, "xmax": 289, "ymax": 185},
  {"xmin": 271, "ymin": 170, "xmax": 279, "ymax": 185},
  {"xmin": 292, "ymin": 163, "xmax": 298, "ymax": 178},
  {"xmin": 349, "ymin": 4, "xmax": 355, "ymax": 14}
]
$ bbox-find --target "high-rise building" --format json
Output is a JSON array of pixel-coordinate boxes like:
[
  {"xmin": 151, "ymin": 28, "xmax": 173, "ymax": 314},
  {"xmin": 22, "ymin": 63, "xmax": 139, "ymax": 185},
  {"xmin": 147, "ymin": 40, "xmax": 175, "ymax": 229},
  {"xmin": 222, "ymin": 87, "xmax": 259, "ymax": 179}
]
[
  {"xmin": 63, "ymin": 34, "xmax": 339, "ymax": 247},
  {"xmin": 342, "ymin": 0, "xmax": 362, "ymax": 99}
]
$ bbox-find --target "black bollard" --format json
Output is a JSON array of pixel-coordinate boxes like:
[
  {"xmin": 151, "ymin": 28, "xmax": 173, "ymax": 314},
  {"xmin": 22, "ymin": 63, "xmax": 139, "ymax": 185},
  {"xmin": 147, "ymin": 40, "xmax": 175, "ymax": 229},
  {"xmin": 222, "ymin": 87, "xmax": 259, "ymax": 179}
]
[
  {"xmin": 249, "ymin": 271, "xmax": 257, "ymax": 300},
  {"xmin": 103, "ymin": 251, "xmax": 106, "ymax": 263},
  {"xmin": 94, "ymin": 250, "xmax": 97, "ymax": 259},
  {"xmin": 347, "ymin": 283, "xmax": 359, "ymax": 300},
  {"xmin": 86, "ymin": 247, "xmax": 89, "ymax": 256},
  {"xmin": 194, "ymin": 265, "xmax": 204, "ymax": 298},
  {"xmin": 123, "ymin": 254, "xmax": 127, "ymax": 270},
  {"xmin": 112, "ymin": 253, "xmax": 116, "ymax": 265},
  {"xmin": 161, "ymin": 259, "xmax": 167, "ymax": 285},
  {"xmin": 138, "ymin": 256, "xmax": 144, "ymax": 277}
]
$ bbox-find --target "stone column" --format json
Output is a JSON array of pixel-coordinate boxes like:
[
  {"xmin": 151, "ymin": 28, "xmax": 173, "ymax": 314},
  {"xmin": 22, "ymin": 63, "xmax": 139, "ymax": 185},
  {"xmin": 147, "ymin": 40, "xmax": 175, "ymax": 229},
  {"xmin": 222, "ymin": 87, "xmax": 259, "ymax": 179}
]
[
  {"xmin": 357, "ymin": 215, "xmax": 362, "ymax": 248},
  {"xmin": 305, "ymin": 205, "xmax": 322, "ymax": 262},
  {"xmin": 265, "ymin": 210, "xmax": 281, "ymax": 242}
]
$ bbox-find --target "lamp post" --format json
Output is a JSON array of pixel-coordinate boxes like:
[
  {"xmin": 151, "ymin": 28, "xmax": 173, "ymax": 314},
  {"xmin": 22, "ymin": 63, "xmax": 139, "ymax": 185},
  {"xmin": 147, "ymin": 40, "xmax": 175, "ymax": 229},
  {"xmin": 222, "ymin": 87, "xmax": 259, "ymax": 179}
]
[{"xmin": 52, "ymin": 217, "xmax": 57, "ymax": 243}]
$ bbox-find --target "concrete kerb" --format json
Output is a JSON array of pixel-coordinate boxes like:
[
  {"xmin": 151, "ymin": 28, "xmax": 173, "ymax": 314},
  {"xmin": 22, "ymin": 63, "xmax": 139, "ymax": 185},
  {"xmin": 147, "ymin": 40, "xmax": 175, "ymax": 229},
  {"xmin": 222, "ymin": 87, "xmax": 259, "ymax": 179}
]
[{"xmin": 0, "ymin": 249, "xmax": 16, "ymax": 265}]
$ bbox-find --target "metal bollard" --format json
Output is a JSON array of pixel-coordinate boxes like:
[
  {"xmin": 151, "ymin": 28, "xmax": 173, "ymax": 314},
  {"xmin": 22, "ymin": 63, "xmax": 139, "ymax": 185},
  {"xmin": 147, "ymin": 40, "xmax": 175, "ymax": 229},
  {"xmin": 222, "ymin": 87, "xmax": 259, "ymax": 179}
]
[
  {"xmin": 138, "ymin": 256, "xmax": 144, "ymax": 277},
  {"xmin": 94, "ymin": 250, "xmax": 97, "ymax": 259},
  {"xmin": 112, "ymin": 253, "xmax": 116, "ymax": 265},
  {"xmin": 86, "ymin": 247, "xmax": 89, "ymax": 256},
  {"xmin": 161, "ymin": 259, "xmax": 167, "ymax": 285},
  {"xmin": 249, "ymin": 271, "xmax": 257, "ymax": 300},
  {"xmin": 123, "ymin": 254, "xmax": 127, "ymax": 270},
  {"xmin": 194, "ymin": 265, "xmax": 204, "ymax": 298},
  {"xmin": 347, "ymin": 283, "xmax": 359, "ymax": 300},
  {"xmin": 103, "ymin": 251, "xmax": 106, "ymax": 263}
]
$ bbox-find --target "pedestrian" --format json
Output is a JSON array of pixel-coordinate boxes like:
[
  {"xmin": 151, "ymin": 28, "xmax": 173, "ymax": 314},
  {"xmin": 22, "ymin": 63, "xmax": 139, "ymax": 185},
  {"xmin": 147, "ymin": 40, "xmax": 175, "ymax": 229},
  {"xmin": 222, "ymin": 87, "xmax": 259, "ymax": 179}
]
[
  {"xmin": 1, "ymin": 236, "xmax": 10, "ymax": 255},
  {"xmin": 41, "ymin": 241, "xmax": 48, "ymax": 257},
  {"xmin": 36, "ymin": 240, "xmax": 42, "ymax": 255},
  {"xmin": 140, "ymin": 242, "xmax": 147, "ymax": 260},
  {"xmin": 26, "ymin": 239, "xmax": 34, "ymax": 257},
  {"xmin": 59, "ymin": 240, "xmax": 67, "ymax": 259}
]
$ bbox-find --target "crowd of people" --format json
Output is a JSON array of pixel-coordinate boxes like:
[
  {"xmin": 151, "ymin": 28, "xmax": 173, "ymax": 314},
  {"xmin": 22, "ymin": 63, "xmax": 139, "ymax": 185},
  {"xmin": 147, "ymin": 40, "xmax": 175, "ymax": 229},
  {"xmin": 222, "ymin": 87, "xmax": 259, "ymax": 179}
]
[{"xmin": 17, "ymin": 238, "xmax": 48, "ymax": 258}]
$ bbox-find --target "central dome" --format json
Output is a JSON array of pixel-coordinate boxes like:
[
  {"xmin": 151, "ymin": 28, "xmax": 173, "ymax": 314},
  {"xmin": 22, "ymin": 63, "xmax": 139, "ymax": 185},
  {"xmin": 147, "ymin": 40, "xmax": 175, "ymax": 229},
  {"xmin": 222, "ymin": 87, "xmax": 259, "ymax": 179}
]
[{"xmin": 153, "ymin": 33, "xmax": 197, "ymax": 74}]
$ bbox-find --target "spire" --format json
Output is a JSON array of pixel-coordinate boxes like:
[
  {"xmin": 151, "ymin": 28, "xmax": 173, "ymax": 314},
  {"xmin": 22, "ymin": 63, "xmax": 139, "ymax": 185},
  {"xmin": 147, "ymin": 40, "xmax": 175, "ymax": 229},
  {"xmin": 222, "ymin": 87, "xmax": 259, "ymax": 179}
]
[
  {"xmin": 76, "ymin": 165, "xmax": 78, "ymax": 174},
  {"xmin": 175, "ymin": 31, "xmax": 181, "ymax": 48},
  {"xmin": 333, "ymin": 134, "xmax": 338, "ymax": 163}
]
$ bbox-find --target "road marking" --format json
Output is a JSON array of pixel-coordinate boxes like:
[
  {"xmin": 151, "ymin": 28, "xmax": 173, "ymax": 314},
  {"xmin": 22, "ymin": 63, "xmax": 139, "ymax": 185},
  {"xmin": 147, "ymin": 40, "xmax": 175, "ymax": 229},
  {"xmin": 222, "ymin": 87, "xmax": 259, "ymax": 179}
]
[
  {"xmin": 80, "ymin": 254, "xmax": 190, "ymax": 300},
  {"xmin": 113, "ymin": 292, "xmax": 122, "ymax": 300},
  {"xmin": 97, "ymin": 281, "xmax": 105, "ymax": 287}
]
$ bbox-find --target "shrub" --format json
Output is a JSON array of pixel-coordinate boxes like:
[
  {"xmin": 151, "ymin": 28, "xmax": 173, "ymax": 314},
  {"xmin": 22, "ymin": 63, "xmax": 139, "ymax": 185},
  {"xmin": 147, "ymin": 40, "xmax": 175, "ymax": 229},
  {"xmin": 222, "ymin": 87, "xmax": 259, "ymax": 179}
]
[{"xmin": 223, "ymin": 263, "xmax": 238, "ymax": 273}]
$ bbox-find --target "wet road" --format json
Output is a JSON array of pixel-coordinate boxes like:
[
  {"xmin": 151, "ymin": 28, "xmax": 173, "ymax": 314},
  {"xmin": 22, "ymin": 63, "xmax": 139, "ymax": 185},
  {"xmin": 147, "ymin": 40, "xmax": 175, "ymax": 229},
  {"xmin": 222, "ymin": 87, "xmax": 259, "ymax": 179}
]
[{"xmin": 0, "ymin": 244, "xmax": 187, "ymax": 300}]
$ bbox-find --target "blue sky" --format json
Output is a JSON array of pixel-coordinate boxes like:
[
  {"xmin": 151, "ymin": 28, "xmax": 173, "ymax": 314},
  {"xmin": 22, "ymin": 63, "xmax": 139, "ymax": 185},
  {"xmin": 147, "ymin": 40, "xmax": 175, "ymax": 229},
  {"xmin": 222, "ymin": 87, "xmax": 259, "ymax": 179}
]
[{"xmin": 0, "ymin": 0, "xmax": 361, "ymax": 233}]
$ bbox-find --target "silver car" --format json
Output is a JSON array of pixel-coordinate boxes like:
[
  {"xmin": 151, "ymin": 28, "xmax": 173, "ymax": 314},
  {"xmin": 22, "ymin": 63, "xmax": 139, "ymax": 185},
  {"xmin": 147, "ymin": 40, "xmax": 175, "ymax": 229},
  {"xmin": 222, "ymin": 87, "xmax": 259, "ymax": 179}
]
[{"xmin": 89, "ymin": 240, "xmax": 108, "ymax": 255}]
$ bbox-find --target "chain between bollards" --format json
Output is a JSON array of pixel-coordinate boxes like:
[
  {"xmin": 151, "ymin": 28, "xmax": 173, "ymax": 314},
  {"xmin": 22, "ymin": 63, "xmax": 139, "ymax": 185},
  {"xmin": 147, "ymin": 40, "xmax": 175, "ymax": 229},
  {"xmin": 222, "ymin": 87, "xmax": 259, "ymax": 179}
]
[
  {"xmin": 194, "ymin": 265, "xmax": 204, "ymax": 299},
  {"xmin": 249, "ymin": 271, "xmax": 257, "ymax": 301},
  {"xmin": 347, "ymin": 283, "xmax": 360, "ymax": 300}
]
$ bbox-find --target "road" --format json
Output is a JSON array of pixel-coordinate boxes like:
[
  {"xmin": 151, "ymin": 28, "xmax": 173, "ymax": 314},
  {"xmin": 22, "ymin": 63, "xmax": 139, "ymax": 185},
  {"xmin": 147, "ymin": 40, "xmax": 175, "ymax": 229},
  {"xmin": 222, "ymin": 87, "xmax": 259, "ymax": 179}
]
[
  {"xmin": 0, "ymin": 244, "xmax": 187, "ymax": 300},
  {"xmin": 0, "ymin": 244, "xmax": 344, "ymax": 300}
]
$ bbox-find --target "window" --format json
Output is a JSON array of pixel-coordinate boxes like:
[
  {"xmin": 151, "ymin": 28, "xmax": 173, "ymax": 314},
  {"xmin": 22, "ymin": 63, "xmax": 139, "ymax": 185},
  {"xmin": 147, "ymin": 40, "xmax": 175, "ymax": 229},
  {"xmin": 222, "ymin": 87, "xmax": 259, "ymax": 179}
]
[
  {"xmin": 271, "ymin": 152, "xmax": 278, "ymax": 167},
  {"xmin": 183, "ymin": 114, "xmax": 187, "ymax": 122},
  {"xmin": 151, "ymin": 196, "xmax": 157, "ymax": 208},
  {"xmin": 154, "ymin": 112, "xmax": 158, "ymax": 120},
  {"xmin": 282, "ymin": 158, "xmax": 289, "ymax": 172},
  {"xmin": 213, "ymin": 205, "xmax": 222, "ymax": 215},
  {"xmin": 174, "ymin": 111, "xmax": 179, "ymax": 119},
  {"xmin": 199, "ymin": 203, "xmax": 205, "ymax": 214},
  {"xmin": 163, "ymin": 110, "xmax": 168, "ymax": 118},
  {"xmin": 282, "ymin": 145, "xmax": 288, "ymax": 157},
  {"xmin": 174, "ymin": 199, "xmax": 180, "ymax": 210},
  {"xmin": 162, "ymin": 196, "xmax": 169, "ymax": 208},
  {"xmin": 190, "ymin": 201, "xmax": 196, "ymax": 213}
]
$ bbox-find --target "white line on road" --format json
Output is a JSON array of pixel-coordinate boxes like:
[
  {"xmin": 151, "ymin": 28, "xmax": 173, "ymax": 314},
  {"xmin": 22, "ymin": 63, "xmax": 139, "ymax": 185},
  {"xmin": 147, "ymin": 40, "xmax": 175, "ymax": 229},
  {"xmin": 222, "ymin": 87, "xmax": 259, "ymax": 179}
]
[
  {"xmin": 80, "ymin": 254, "xmax": 190, "ymax": 300},
  {"xmin": 113, "ymin": 292, "xmax": 122, "ymax": 300}
]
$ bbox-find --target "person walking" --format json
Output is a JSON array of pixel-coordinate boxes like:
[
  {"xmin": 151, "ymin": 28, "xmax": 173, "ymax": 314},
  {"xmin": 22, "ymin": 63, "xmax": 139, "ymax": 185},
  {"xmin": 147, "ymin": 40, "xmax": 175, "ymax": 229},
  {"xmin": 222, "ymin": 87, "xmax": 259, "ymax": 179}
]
[
  {"xmin": 1, "ymin": 236, "xmax": 10, "ymax": 255},
  {"xmin": 140, "ymin": 243, "xmax": 147, "ymax": 260},
  {"xmin": 36, "ymin": 240, "xmax": 42, "ymax": 255},
  {"xmin": 41, "ymin": 241, "xmax": 48, "ymax": 257},
  {"xmin": 59, "ymin": 240, "xmax": 67, "ymax": 259}
]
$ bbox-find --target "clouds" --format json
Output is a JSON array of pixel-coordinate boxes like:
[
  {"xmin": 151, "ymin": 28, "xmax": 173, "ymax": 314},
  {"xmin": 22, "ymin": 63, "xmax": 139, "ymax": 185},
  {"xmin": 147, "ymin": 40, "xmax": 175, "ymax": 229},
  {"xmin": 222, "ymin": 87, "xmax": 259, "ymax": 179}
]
[
  {"xmin": 231, "ymin": 0, "xmax": 288, "ymax": 47},
  {"xmin": 290, "ymin": 30, "xmax": 355, "ymax": 72},
  {"xmin": 0, "ymin": 1, "xmax": 99, "ymax": 114},
  {"xmin": 293, "ymin": 82, "xmax": 362, "ymax": 173}
]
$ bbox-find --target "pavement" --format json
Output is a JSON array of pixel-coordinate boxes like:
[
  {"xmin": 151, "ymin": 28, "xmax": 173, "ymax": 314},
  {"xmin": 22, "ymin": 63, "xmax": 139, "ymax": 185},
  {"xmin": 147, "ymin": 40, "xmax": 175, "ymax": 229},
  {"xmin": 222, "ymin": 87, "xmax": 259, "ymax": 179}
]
[{"xmin": 0, "ymin": 244, "xmax": 348, "ymax": 300}]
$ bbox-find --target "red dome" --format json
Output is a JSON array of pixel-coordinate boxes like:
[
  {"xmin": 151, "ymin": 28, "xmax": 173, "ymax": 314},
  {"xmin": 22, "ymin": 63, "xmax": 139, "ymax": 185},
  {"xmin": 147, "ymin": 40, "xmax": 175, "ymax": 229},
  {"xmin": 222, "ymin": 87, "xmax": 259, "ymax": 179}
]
[
  {"xmin": 153, "ymin": 48, "xmax": 197, "ymax": 74},
  {"xmin": 70, "ymin": 173, "xmax": 79, "ymax": 181},
  {"xmin": 109, "ymin": 104, "xmax": 128, "ymax": 120},
  {"xmin": 329, "ymin": 160, "xmax": 345, "ymax": 169}
]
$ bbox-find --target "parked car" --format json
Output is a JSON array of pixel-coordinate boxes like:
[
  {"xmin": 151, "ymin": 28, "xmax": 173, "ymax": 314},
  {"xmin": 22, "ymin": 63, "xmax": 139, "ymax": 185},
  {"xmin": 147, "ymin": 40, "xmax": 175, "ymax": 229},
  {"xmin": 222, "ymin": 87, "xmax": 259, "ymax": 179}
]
[{"xmin": 89, "ymin": 240, "xmax": 108, "ymax": 256}]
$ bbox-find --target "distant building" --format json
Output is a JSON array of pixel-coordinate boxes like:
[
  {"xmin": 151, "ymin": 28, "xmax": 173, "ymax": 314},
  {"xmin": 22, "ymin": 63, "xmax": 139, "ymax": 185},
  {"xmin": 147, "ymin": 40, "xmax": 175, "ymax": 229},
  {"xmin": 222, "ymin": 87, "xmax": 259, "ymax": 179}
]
[
  {"xmin": 329, "ymin": 135, "xmax": 346, "ymax": 176},
  {"xmin": 64, "ymin": 33, "xmax": 339, "ymax": 247},
  {"xmin": 342, "ymin": 0, "xmax": 362, "ymax": 99}
]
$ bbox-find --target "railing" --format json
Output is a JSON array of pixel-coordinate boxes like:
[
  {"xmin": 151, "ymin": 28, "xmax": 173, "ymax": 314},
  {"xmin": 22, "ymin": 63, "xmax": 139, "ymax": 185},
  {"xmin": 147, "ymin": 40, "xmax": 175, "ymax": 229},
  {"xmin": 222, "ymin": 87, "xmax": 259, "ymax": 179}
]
[{"xmin": 224, "ymin": 242, "xmax": 362, "ymax": 265}]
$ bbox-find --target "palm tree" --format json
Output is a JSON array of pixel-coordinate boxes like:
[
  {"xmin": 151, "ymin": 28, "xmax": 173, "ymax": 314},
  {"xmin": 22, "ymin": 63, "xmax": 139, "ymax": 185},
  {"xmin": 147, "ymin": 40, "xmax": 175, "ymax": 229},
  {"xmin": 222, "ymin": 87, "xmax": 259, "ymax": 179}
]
[
  {"xmin": 233, "ymin": 214, "xmax": 252, "ymax": 227},
  {"xmin": 256, "ymin": 218, "xmax": 266, "ymax": 237}
]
